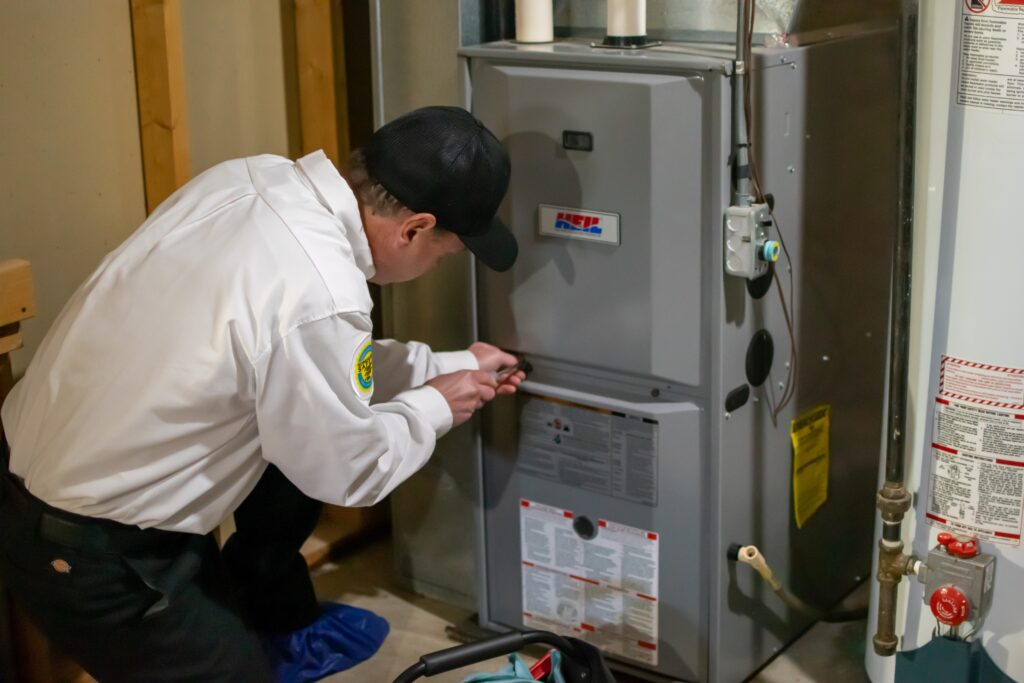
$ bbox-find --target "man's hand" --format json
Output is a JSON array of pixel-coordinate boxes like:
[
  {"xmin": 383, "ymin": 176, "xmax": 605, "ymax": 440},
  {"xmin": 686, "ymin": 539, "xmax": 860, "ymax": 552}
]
[
  {"xmin": 469, "ymin": 341, "xmax": 526, "ymax": 396},
  {"xmin": 427, "ymin": 370, "xmax": 499, "ymax": 428}
]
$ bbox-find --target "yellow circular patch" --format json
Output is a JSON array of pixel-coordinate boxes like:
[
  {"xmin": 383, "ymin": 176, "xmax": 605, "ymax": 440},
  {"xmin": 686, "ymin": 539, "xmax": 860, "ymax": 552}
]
[{"xmin": 352, "ymin": 337, "xmax": 374, "ymax": 399}]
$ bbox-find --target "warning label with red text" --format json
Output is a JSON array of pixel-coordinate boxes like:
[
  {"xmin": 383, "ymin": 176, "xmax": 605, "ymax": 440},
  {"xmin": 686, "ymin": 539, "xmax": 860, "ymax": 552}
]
[
  {"xmin": 519, "ymin": 499, "xmax": 659, "ymax": 665},
  {"xmin": 939, "ymin": 355, "xmax": 1024, "ymax": 409},
  {"xmin": 927, "ymin": 356, "xmax": 1024, "ymax": 545}
]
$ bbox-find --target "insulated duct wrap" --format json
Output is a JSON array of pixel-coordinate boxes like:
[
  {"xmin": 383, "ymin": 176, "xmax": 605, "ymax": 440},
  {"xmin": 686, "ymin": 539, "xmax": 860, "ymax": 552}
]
[{"xmin": 552, "ymin": 0, "xmax": 898, "ymax": 43}]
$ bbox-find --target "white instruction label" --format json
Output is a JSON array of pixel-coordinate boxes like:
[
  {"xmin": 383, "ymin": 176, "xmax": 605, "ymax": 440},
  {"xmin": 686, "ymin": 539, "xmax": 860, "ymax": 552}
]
[
  {"xmin": 934, "ymin": 398, "xmax": 1024, "ymax": 460},
  {"xmin": 518, "ymin": 395, "xmax": 658, "ymax": 506},
  {"xmin": 926, "ymin": 444, "xmax": 1023, "ymax": 544},
  {"xmin": 958, "ymin": 0, "xmax": 1024, "ymax": 113},
  {"xmin": 519, "ymin": 499, "xmax": 659, "ymax": 665},
  {"xmin": 927, "ymin": 356, "xmax": 1024, "ymax": 545}
]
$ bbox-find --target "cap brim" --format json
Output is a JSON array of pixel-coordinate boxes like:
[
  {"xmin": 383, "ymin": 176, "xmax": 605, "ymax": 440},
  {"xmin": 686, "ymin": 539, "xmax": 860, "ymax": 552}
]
[{"xmin": 459, "ymin": 216, "xmax": 518, "ymax": 272}]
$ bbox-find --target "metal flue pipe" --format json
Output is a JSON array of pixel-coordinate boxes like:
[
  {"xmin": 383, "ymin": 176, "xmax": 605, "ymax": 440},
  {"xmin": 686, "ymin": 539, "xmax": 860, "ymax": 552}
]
[{"xmin": 731, "ymin": 0, "xmax": 754, "ymax": 207}]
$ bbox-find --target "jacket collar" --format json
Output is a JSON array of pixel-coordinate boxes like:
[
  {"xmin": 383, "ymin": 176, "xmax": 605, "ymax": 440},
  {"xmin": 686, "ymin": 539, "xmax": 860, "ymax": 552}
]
[{"xmin": 295, "ymin": 150, "xmax": 376, "ymax": 280}]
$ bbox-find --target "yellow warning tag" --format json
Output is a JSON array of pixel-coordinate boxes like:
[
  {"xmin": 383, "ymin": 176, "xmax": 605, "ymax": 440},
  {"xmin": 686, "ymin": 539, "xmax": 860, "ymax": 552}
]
[{"xmin": 791, "ymin": 404, "xmax": 830, "ymax": 529}]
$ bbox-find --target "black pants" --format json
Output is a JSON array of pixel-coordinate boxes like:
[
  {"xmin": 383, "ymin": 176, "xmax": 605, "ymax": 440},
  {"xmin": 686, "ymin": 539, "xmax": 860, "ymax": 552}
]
[{"xmin": 0, "ymin": 450, "xmax": 323, "ymax": 682}]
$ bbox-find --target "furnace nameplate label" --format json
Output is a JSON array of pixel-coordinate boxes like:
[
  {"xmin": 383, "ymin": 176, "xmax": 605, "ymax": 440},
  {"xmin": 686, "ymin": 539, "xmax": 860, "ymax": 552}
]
[
  {"xmin": 517, "ymin": 395, "xmax": 658, "ymax": 506},
  {"xmin": 927, "ymin": 357, "xmax": 1024, "ymax": 546},
  {"xmin": 519, "ymin": 499, "xmax": 660, "ymax": 666}
]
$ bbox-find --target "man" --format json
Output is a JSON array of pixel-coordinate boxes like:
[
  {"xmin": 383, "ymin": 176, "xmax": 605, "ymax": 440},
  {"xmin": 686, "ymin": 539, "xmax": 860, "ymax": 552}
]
[{"xmin": 0, "ymin": 106, "xmax": 524, "ymax": 681}]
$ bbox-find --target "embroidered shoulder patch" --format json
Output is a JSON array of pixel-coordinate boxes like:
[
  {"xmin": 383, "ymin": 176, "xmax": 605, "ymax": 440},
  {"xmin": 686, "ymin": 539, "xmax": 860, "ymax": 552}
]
[{"xmin": 352, "ymin": 336, "xmax": 374, "ymax": 400}]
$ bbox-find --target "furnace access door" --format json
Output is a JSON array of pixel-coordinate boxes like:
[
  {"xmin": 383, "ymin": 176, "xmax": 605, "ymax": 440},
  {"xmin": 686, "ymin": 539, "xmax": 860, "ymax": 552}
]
[{"xmin": 474, "ymin": 59, "xmax": 708, "ymax": 388}]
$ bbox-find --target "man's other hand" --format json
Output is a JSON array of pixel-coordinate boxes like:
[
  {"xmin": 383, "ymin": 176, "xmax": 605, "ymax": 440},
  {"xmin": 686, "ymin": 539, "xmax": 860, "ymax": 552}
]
[
  {"xmin": 427, "ymin": 370, "xmax": 499, "ymax": 428},
  {"xmin": 469, "ymin": 342, "xmax": 517, "ymax": 373}
]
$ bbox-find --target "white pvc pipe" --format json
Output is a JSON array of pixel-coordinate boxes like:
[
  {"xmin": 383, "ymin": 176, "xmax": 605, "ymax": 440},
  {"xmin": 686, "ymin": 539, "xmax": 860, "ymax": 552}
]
[
  {"xmin": 607, "ymin": 0, "xmax": 646, "ymax": 38},
  {"xmin": 514, "ymin": 0, "xmax": 553, "ymax": 43}
]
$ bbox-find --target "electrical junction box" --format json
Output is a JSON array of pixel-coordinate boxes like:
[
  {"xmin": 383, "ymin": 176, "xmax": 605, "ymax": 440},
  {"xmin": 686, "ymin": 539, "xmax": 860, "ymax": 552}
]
[
  {"xmin": 460, "ymin": 32, "xmax": 900, "ymax": 683},
  {"xmin": 724, "ymin": 203, "xmax": 777, "ymax": 279}
]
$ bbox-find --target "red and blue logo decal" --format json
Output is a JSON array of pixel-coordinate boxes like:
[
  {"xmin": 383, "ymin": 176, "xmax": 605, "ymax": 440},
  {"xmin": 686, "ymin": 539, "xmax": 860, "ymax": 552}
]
[{"xmin": 554, "ymin": 211, "xmax": 603, "ymax": 235}]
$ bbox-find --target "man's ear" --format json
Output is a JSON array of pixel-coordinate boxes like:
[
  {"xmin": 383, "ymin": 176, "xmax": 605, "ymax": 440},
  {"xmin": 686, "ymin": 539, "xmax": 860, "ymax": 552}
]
[{"xmin": 398, "ymin": 212, "xmax": 438, "ymax": 244}]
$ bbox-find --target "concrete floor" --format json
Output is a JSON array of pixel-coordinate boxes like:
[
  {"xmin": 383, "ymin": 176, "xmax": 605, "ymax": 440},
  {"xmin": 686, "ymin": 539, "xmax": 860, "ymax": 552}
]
[{"xmin": 314, "ymin": 540, "xmax": 871, "ymax": 683}]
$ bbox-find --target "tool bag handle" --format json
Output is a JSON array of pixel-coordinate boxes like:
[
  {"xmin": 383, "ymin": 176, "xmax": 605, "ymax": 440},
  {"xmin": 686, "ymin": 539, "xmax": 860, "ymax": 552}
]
[{"xmin": 393, "ymin": 630, "xmax": 578, "ymax": 683}]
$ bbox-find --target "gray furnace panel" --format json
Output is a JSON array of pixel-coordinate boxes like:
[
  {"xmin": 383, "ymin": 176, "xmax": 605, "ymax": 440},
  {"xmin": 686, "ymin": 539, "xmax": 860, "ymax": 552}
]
[
  {"xmin": 480, "ymin": 383, "xmax": 705, "ymax": 680},
  {"xmin": 474, "ymin": 62, "xmax": 705, "ymax": 387},
  {"xmin": 464, "ymin": 32, "xmax": 898, "ymax": 683}
]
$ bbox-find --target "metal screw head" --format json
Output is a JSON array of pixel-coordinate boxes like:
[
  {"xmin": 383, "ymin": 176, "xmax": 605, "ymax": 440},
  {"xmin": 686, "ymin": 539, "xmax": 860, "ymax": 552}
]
[
  {"xmin": 50, "ymin": 559, "xmax": 72, "ymax": 574},
  {"xmin": 651, "ymin": 388, "xmax": 661, "ymax": 398},
  {"xmin": 822, "ymin": 355, "xmax": 830, "ymax": 362},
  {"xmin": 778, "ymin": 382, "xmax": 786, "ymax": 390}
]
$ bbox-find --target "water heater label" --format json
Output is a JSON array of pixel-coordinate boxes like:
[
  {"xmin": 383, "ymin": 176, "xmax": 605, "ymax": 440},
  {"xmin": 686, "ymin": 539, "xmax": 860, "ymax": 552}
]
[
  {"xmin": 537, "ymin": 205, "xmax": 620, "ymax": 245},
  {"xmin": 958, "ymin": 0, "xmax": 1024, "ymax": 114},
  {"xmin": 517, "ymin": 395, "xmax": 658, "ymax": 506},
  {"xmin": 519, "ymin": 499, "xmax": 659, "ymax": 666},
  {"xmin": 939, "ymin": 355, "xmax": 1024, "ymax": 409},
  {"xmin": 926, "ymin": 357, "xmax": 1024, "ymax": 545}
]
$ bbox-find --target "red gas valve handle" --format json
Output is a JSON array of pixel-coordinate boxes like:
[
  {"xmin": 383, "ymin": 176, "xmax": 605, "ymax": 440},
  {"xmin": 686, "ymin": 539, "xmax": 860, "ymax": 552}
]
[
  {"xmin": 951, "ymin": 539, "xmax": 979, "ymax": 558},
  {"xmin": 930, "ymin": 585, "xmax": 970, "ymax": 626}
]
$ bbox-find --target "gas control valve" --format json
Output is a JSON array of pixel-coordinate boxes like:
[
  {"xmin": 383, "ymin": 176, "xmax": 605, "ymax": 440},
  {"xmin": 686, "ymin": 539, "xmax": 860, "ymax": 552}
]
[
  {"xmin": 917, "ymin": 532, "xmax": 995, "ymax": 637},
  {"xmin": 724, "ymin": 203, "xmax": 780, "ymax": 280}
]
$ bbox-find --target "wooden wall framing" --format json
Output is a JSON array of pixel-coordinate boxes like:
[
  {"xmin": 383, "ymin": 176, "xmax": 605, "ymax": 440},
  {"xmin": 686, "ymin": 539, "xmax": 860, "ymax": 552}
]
[{"xmin": 130, "ymin": 0, "xmax": 191, "ymax": 213}]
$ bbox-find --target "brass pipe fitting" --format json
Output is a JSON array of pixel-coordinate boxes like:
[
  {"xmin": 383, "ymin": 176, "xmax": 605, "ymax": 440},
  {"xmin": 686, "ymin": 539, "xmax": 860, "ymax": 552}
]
[{"xmin": 872, "ymin": 482, "xmax": 916, "ymax": 656}]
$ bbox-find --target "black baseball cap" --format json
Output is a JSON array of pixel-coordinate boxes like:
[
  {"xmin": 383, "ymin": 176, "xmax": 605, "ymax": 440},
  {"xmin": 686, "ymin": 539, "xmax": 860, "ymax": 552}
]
[{"xmin": 365, "ymin": 106, "xmax": 517, "ymax": 272}]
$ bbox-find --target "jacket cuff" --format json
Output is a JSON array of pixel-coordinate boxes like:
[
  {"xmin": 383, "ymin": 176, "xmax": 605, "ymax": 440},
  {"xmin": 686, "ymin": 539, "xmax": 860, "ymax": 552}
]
[
  {"xmin": 396, "ymin": 385, "xmax": 454, "ymax": 436},
  {"xmin": 433, "ymin": 350, "xmax": 479, "ymax": 374}
]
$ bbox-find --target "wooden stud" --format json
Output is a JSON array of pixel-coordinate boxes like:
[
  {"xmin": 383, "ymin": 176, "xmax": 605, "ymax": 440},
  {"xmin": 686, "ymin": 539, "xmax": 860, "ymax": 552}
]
[
  {"xmin": 295, "ymin": 0, "xmax": 341, "ymax": 164},
  {"xmin": 333, "ymin": 2, "xmax": 352, "ymax": 159},
  {"xmin": 130, "ymin": 0, "xmax": 190, "ymax": 213}
]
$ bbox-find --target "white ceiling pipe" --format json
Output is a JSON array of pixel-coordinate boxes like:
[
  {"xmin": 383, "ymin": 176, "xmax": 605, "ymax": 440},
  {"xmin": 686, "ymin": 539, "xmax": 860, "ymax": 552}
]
[
  {"xmin": 607, "ymin": 0, "xmax": 647, "ymax": 40},
  {"xmin": 514, "ymin": 0, "xmax": 553, "ymax": 43}
]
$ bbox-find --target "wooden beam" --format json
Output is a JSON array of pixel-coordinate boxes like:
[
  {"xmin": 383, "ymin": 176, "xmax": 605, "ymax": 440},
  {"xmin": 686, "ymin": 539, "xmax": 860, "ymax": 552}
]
[
  {"xmin": 130, "ymin": 0, "xmax": 190, "ymax": 213},
  {"xmin": 295, "ymin": 0, "xmax": 341, "ymax": 164},
  {"xmin": 332, "ymin": 2, "xmax": 352, "ymax": 159}
]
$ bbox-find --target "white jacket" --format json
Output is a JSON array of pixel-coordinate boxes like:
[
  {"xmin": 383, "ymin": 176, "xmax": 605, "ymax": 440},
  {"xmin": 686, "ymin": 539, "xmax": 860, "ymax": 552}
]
[{"xmin": 1, "ymin": 151, "xmax": 476, "ymax": 533}]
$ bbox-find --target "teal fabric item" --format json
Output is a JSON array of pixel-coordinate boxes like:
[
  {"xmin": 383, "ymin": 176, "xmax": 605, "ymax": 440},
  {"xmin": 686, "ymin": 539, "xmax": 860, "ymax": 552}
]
[{"xmin": 462, "ymin": 650, "xmax": 566, "ymax": 683}]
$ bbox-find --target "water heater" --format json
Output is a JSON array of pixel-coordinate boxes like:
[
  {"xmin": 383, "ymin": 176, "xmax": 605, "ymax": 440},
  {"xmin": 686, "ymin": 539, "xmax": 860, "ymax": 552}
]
[{"xmin": 866, "ymin": 2, "xmax": 1024, "ymax": 681}]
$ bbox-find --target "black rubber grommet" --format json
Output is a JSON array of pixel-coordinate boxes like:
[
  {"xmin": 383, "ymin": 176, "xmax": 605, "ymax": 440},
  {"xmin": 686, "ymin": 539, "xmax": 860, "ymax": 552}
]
[
  {"xmin": 747, "ymin": 261, "xmax": 774, "ymax": 300},
  {"xmin": 573, "ymin": 515, "xmax": 597, "ymax": 540},
  {"xmin": 725, "ymin": 384, "xmax": 751, "ymax": 413},
  {"xmin": 745, "ymin": 330, "xmax": 774, "ymax": 387}
]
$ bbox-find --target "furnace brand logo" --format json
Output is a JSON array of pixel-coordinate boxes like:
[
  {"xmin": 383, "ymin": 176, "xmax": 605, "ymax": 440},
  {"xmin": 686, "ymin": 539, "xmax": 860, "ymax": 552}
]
[
  {"xmin": 538, "ymin": 205, "xmax": 620, "ymax": 245},
  {"xmin": 554, "ymin": 211, "xmax": 604, "ymax": 236}
]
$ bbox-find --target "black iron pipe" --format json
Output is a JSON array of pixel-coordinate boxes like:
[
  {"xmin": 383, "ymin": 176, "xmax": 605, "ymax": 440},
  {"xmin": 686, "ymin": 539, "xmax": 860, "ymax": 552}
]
[
  {"xmin": 872, "ymin": 0, "xmax": 920, "ymax": 658},
  {"xmin": 883, "ymin": 0, "xmax": 919, "ymax": 488}
]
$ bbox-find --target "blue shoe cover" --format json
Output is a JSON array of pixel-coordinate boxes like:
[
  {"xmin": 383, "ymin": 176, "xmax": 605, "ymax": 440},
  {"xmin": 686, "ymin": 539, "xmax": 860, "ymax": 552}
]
[{"xmin": 262, "ymin": 602, "xmax": 389, "ymax": 682}]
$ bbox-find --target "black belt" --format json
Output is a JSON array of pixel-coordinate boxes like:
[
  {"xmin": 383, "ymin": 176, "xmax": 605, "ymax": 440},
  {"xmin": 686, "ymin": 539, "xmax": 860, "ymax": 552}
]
[{"xmin": 1, "ymin": 436, "xmax": 189, "ymax": 556}]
